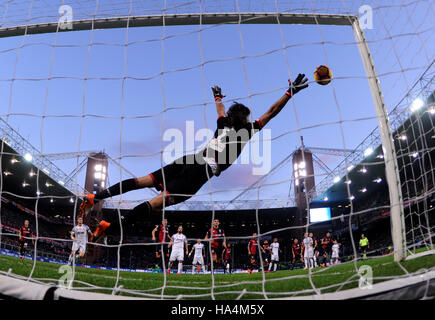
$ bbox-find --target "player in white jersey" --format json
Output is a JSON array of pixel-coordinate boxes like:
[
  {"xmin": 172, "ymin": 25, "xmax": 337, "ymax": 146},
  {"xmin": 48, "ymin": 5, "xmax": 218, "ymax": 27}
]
[
  {"xmin": 331, "ymin": 240, "xmax": 340, "ymax": 265},
  {"xmin": 189, "ymin": 239, "xmax": 205, "ymax": 274},
  {"xmin": 302, "ymin": 233, "xmax": 314, "ymax": 270},
  {"xmin": 268, "ymin": 238, "xmax": 281, "ymax": 272},
  {"xmin": 69, "ymin": 216, "xmax": 92, "ymax": 265},
  {"xmin": 168, "ymin": 226, "xmax": 188, "ymax": 274}
]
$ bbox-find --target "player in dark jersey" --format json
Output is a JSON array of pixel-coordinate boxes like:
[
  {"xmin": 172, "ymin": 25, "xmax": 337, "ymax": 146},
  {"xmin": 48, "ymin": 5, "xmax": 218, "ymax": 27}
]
[
  {"xmin": 151, "ymin": 219, "xmax": 171, "ymax": 267},
  {"xmin": 82, "ymin": 75, "xmax": 308, "ymax": 241},
  {"xmin": 205, "ymin": 219, "xmax": 226, "ymax": 271},
  {"xmin": 222, "ymin": 243, "xmax": 232, "ymax": 274},
  {"xmin": 247, "ymin": 233, "xmax": 259, "ymax": 271},
  {"xmin": 261, "ymin": 240, "xmax": 271, "ymax": 270},
  {"xmin": 319, "ymin": 232, "xmax": 334, "ymax": 266},
  {"xmin": 309, "ymin": 232, "xmax": 319, "ymax": 267},
  {"xmin": 291, "ymin": 238, "xmax": 303, "ymax": 269},
  {"xmin": 18, "ymin": 220, "xmax": 33, "ymax": 261}
]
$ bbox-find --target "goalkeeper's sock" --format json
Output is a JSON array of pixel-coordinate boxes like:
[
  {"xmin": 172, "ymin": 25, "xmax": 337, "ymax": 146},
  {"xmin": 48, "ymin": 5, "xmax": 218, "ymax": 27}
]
[{"xmin": 95, "ymin": 178, "xmax": 140, "ymax": 200}]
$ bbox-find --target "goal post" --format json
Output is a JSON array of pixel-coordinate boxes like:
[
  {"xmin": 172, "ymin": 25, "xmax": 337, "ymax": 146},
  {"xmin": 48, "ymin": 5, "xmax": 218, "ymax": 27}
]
[{"xmin": 351, "ymin": 18, "xmax": 406, "ymax": 262}]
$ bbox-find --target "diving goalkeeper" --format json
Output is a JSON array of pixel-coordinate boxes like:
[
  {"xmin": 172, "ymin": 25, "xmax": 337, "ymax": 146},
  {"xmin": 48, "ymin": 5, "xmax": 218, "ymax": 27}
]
[{"xmin": 85, "ymin": 75, "xmax": 309, "ymax": 241}]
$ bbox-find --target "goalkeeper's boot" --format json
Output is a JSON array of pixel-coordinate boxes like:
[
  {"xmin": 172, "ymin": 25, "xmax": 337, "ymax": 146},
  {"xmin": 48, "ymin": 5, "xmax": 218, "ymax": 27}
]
[
  {"xmin": 92, "ymin": 220, "xmax": 111, "ymax": 243},
  {"xmin": 80, "ymin": 194, "xmax": 96, "ymax": 217}
]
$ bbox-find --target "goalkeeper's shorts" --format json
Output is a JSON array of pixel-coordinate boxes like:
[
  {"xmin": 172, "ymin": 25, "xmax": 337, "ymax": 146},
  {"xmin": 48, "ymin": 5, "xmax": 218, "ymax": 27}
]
[{"xmin": 149, "ymin": 155, "xmax": 214, "ymax": 206}]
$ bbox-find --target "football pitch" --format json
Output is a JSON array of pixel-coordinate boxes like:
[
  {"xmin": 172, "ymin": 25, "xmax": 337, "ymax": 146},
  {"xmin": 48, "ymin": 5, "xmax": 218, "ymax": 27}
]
[{"xmin": 1, "ymin": 249, "xmax": 434, "ymax": 299}]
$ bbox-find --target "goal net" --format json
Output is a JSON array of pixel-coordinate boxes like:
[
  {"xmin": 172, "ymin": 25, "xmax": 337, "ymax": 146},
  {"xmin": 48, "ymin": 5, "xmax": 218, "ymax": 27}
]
[{"xmin": 0, "ymin": 0, "xmax": 434, "ymax": 300}]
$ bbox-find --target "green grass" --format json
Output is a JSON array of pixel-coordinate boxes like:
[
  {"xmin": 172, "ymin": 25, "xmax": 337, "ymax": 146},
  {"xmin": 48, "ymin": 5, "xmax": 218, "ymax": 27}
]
[{"xmin": 1, "ymin": 248, "xmax": 434, "ymax": 299}]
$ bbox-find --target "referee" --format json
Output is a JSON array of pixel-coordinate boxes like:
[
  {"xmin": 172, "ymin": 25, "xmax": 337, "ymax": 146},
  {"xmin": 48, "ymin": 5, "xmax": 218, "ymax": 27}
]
[{"xmin": 359, "ymin": 234, "xmax": 369, "ymax": 260}]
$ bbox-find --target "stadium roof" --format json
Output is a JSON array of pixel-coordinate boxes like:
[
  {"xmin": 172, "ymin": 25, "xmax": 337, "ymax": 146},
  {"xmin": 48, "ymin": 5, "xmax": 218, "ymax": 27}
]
[
  {"xmin": 0, "ymin": 140, "xmax": 81, "ymax": 218},
  {"xmin": 313, "ymin": 91, "xmax": 434, "ymax": 205}
]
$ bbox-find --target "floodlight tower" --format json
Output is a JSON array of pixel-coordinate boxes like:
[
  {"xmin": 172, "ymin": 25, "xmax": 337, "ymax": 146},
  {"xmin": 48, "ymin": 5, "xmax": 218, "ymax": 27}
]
[
  {"xmin": 292, "ymin": 145, "xmax": 315, "ymax": 230},
  {"xmin": 84, "ymin": 152, "xmax": 108, "ymax": 213},
  {"xmin": 84, "ymin": 152, "xmax": 108, "ymax": 264}
]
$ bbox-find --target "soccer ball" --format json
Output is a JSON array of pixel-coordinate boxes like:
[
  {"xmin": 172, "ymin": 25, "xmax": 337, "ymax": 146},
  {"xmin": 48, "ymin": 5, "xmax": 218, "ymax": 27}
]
[{"xmin": 314, "ymin": 65, "xmax": 333, "ymax": 85}]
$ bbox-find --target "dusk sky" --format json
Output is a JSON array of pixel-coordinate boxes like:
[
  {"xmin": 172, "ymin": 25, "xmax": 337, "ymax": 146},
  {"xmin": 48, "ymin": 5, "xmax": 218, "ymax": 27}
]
[{"xmin": 0, "ymin": 0, "xmax": 433, "ymax": 206}]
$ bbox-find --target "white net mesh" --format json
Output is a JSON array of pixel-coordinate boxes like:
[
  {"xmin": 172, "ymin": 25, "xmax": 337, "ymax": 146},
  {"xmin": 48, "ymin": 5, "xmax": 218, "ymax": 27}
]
[{"xmin": 0, "ymin": 0, "xmax": 434, "ymax": 299}]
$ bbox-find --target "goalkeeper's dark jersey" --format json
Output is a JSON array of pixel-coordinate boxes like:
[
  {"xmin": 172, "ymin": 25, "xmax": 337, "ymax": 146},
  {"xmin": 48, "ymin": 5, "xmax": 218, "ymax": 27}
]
[{"xmin": 202, "ymin": 116, "xmax": 262, "ymax": 175}]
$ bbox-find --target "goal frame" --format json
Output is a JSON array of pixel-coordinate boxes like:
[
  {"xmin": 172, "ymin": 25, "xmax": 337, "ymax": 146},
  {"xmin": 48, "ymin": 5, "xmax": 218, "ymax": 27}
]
[{"xmin": 0, "ymin": 12, "xmax": 405, "ymax": 261}]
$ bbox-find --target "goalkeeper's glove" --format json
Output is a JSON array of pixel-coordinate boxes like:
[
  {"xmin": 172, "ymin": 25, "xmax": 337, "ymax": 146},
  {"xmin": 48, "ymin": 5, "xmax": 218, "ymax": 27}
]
[
  {"xmin": 286, "ymin": 73, "xmax": 309, "ymax": 97},
  {"xmin": 211, "ymin": 85, "xmax": 226, "ymax": 101}
]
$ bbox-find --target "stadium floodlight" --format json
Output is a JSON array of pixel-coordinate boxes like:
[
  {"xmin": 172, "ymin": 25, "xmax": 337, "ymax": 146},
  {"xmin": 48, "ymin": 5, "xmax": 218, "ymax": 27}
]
[
  {"xmin": 299, "ymin": 161, "xmax": 306, "ymax": 169},
  {"xmin": 323, "ymin": 196, "xmax": 328, "ymax": 201},
  {"xmin": 411, "ymin": 152, "xmax": 418, "ymax": 158},
  {"xmin": 350, "ymin": 195, "xmax": 355, "ymax": 200},
  {"xmin": 359, "ymin": 167, "xmax": 368, "ymax": 173},
  {"xmin": 364, "ymin": 147, "xmax": 374, "ymax": 157},
  {"xmin": 22, "ymin": 181, "xmax": 29, "ymax": 187},
  {"xmin": 45, "ymin": 181, "xmax": 53, "ymax": 187},
  {"xmin": 69, "ymin": 198, "xmax": 74, "ymax": 203},
  {"xmin": 36, "ymin": 191, "xmax": 41, "ymax": 196},
  {"xmin": 374, "ymin": 178, "xmax": 382, "ymax": 183},
  {"xmin": 345, "ymin": 180, "xmax": 352, "ymax": 185},
  {"xmin": 429, "ymin": 107, "xmax": 435, "ymax": 114},
  {"xmin": 399, "ymin": 135, "xmax": 407, "ymax": 141},
  {"xmin": 29, "ymin": 171, "xmax": 35, "ymax": 177},
  {"xmin": 58, "ymin": 180, "xmax": 65, "ymax": 185},
  {"xmin": 43, "ymin": 168, "xmax": 50, "ymax": 174},
  {"xmin": 347, "ymin": 165, "xmax": 354, "ymax": 171},
  {"xmin": 333, "ymin": 176, "xmax": 340, "ymax": 184},
  {"xmin": 294, "ymin": 163, "xmax": 298, "ymax": 170},
  {"xmin": 295, "ymin": 179, "xmax": 299, "ymax": 186},
  {"xmin": 300, "ymin": 169, "xmax": 307, "ymax": 177},
  {"xmin": 10, "ymin": 158, "xmax": 19, "ymax": 164},
  {"xmin": 24, "ymin": 153, "xmax": 32, "ymax": 162},
  {"xmin": 360, "ymin": 187, "xmax": 367, "ymax": 193},
  {"xmin": 410, "ymin": 98, "xmax": 424, "ymax": 112},
  {"xmin": 50, "ymin": 198, "xmax": 54, "ymax": 203},
  {"xmin": 3, "ymin": 171, "xmax": 12, "ymax": 176},
  {"xmin": 377, "ymin": 154, "xmax": 384, "ymax": 159}
]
